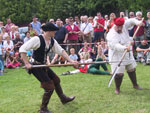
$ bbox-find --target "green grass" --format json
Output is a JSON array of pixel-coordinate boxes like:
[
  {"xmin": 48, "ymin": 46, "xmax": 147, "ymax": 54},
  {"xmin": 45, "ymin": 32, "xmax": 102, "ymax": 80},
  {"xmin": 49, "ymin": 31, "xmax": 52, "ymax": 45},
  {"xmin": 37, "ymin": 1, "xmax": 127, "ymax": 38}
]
[{"xmin": 0, "ymin": 63, "xmax": 150, "ymax": 113}]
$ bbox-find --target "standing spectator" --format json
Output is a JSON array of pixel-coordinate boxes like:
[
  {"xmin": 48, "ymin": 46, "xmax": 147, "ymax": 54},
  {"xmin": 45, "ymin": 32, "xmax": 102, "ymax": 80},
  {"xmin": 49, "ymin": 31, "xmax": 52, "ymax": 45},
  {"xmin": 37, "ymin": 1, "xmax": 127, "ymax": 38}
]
[
  {"xmin": 104, "ymin": 15, "xmax": 109, "ymax": 32},
  {"xmin": 5, "ymin": 18, "xmax": 15, "ymax": 33},
  {"xmin": 24, "ymin": 32, "xmax": 31, "ymax": 43},
  {"xmin": 31, "ymin": 16, "xmax": 41, "ymax": 35},
  {"xmin": 49, "ymin": 19, "xmax": 55, "ymax": 25},
  {"xmin": 80, "ymin": 15, "xmax": 93, "ymax": 44},
  {"xmin": 28, "ymin": 24, "xmax": 38, "ymax": 37},
  {"xmin": 107, "ymin": 13, "xmax": 116, "ymax": 32},
  {"xmin": 128, "ymin": 12, "xmax": 135, "ymax": 37},
  {"xmin": 120, "ymin": 12, "xmax": 128, "ymax": 20},
  {"xmin": 54, "ymin": 18, "xmax": 68, "ymax": 50},
  {"xmin": 74, "ymin": 16, "xmax": 80, "ymax": 27},
  {"xmin": 64, "ymin": 18, "xmax": 69, "ymax": 27},
  {"xmin": 145, "ymin": 12, "xmax": 150, "ymax": 41},
  {"xmin": 134, "ymin": 11, "xmax": 145, "ymax": 47},
  {"xmin": 88, "ymin": 16, "xmax": 94, "ymax": 25},
  {"xmin": 0, "ymin": 35, "xmax": 4, "ymax": 75},
  {"xmin": 93, "ymin": 12, "xmax": 105, "ymax": 42},
  {"xmin": 65, "ymin": 17, "xmax": 80, "ymax": 54}
]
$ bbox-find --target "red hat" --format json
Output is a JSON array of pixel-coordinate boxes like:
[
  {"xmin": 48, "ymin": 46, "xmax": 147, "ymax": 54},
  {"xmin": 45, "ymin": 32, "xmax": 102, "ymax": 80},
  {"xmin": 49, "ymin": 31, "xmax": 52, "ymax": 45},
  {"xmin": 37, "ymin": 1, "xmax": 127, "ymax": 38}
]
[{"xmin": 114, "ymin": 17, "xmax": 125, "ymax": 26}]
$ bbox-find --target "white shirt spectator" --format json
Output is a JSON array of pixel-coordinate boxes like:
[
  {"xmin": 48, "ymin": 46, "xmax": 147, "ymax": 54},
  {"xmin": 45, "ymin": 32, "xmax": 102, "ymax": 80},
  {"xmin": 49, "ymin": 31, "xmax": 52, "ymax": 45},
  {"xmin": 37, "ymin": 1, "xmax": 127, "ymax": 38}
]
[
  {"xmin": 3, "ymin": 40, "xmax": 14, "ymax": 50},
  {"xmin": 80, "ymin": 22, "xmax": 93, "ymax": 34}
]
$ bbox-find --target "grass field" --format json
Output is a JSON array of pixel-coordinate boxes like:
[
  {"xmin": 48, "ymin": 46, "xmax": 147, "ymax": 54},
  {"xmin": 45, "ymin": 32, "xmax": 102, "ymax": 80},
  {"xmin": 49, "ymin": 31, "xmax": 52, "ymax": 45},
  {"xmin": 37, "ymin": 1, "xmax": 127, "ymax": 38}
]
[{"xmin": 0, "ymin": 63, "xmax": 150, "ymax": 113}]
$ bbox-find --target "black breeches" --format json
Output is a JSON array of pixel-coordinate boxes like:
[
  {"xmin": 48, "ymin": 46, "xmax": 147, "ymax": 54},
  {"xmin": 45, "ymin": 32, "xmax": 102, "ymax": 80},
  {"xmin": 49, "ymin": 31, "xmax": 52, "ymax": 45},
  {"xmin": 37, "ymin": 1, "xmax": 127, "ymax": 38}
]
[{"xmin": 31, "ymin": 67, "xmax": 56, "ymax": 82}]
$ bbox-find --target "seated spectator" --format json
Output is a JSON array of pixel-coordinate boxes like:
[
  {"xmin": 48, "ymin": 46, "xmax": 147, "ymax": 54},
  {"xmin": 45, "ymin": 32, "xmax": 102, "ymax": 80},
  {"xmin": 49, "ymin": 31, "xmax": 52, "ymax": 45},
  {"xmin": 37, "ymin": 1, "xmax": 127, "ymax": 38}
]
[
  {"xmin": 136, "ymin": 39, "xmax": 150, "ymax": 64},
  {"xmin": 13, "ymin": 32, "xmax": 23, "ymax": 52},
  {"xmin": 69, "ymin": 48, "xmax": 78, "ymax": 61},
  {"xmin": 97, "ymin": 40, "xmax": 107, "ymax": 60},
  {"xmin": 6, "ymin": 52, "xmax": 21, "ymax": 69},
  {"xmin": 79, "ymin": 41, "xmax": 92, "ymax": 53},
  {"xmin": 78, "ymin": 47, "xmax": 92, "ymax": 63},
  {"xmin": 9, "ymin": 25, "xmax": 17, "ymax": 40},
  {"xmin": 90, "ymin": 47, "xmax": 97, "ymax": 61},
  {"xmin": 28, "ymin": 24, "xmax": 38, "ymax": 37},
  {"xmin": 24, "ymin": 32, "xmax": 31, "ymax": 43},
  {"xmin": 3, "ymin": 35, "xmax": 14, "ymax": 56}
]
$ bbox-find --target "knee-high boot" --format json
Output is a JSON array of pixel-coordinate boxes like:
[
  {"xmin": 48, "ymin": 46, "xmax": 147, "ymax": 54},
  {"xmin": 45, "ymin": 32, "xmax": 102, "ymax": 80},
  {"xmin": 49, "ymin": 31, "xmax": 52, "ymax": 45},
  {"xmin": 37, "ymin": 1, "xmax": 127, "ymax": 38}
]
[
  {"xmin": 40, "ymin": 90, "xmax": 53, "ymax": 113},
  {"xmin": 53, "ymin": 75, "xmax": 75, "ymax": 104},
  {"xmin": 114, "ymin": 74, "xmax": 124, "ymax": 94},
  {"xmin": 127, "ymin": 71, "xmax": 142, "ymax": 90}
]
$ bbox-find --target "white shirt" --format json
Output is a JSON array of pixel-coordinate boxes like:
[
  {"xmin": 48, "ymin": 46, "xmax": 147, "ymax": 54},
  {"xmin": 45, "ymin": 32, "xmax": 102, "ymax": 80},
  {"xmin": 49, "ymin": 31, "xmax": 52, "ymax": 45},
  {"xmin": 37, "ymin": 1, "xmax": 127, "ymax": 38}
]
[
  {"xmin": 80, "ymin": 22, "xmax": 93, "ymax": 34},
  {"xmin": 104, "ymin": 20, "xmax": 109, "ymax": 30},
  {"xmin": 106, "ymin": 18, "xmax": 141, "ymax": 65},
  {"xmin": 19, "ymin": 36, "xmax": 64, "ymax": 56},
  {"xmin": 3, "ymin": 40, "xmax": 14, "ymax": 50}
]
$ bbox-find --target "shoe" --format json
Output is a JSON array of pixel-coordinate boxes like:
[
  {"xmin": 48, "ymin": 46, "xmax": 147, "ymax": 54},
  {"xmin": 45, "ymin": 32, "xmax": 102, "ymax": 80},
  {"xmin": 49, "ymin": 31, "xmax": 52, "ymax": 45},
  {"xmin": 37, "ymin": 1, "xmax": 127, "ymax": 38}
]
[
  {"xmin": 133, "ymin": 85, "xmax": 142, "ymax": 90},
  {"xmin": 115, "ymin": 89, "xmax": 120, "ymax": 94},
  {"xmin": 61, "ymin": 71, "xmax": 71, "ymax": 75}
]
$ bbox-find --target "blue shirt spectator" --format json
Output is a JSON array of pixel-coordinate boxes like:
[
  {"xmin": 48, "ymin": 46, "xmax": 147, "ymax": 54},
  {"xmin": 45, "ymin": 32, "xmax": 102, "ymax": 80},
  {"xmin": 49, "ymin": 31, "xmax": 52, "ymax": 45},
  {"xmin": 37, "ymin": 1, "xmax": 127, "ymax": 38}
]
[{"xmin": 31, "ymin": 16, "xmax": 41, "ymax": 35}]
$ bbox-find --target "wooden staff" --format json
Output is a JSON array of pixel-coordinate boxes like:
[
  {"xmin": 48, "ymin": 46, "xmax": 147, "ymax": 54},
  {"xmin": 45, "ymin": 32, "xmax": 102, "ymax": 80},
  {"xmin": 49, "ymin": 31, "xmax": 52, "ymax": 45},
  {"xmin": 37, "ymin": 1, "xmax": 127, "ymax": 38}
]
[
  {"xmin": 23, "ymin": 61, "xmax": 108, "ymax": 69},
  {"xmin": 22, "ymin": 60, "xmax": 137, "ymax": 69},
  {"xmin": 108, "ymin": 18, "xmax": 144, "ymax": 87}
]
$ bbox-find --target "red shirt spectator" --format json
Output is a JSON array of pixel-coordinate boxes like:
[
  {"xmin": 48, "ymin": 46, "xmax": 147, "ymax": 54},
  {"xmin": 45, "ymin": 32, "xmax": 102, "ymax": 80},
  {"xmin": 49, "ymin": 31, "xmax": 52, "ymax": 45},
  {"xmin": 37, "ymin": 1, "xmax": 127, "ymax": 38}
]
[
  {"xmin": 65, "ymin": 24, "xmax": 80, "ymax": 40},
  {"xmin": 134, "ymin": 20, "xmax": 145, "ymax": 36},
  {"xmin": 94, "ymin": 18, "xmax": 105, "ymax": 32}
]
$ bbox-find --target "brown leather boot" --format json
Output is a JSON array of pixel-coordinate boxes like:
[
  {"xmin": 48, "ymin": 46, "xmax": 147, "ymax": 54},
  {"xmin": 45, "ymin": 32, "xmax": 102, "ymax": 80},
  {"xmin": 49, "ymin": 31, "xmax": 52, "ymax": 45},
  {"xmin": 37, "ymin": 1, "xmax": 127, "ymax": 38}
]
[
  {"xmin": 114, "ymin": 74, "xmax": 124, "ymax": 94},
  {"xmin": 55, "ymin": 83, "xmax": 75, "ymax": 104},
  {"xmin": 40, "ymin": 90, "xmax": 53, "ymax": 113},
  {"xmin": 53, "ymin": 75, "xmax": 75, "ymax": 104},
  {"xmin": 127, "ymin": 71, "xmax": 142, "ymax": 90}
]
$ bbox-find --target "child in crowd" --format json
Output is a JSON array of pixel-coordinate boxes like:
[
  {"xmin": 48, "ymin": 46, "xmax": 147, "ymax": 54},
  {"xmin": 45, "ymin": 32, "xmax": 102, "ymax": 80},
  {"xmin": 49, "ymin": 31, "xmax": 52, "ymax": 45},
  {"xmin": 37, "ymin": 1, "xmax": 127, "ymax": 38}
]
[
  {"xmin": 69, "ymin": 48, "xmax": 78, "ymax": 61},
  {"xmin": 79, "ymin": 47, "xmax": 93, "ymax": 63},
  {"xmin": 6, "ymin": 52, "xmax": 21, "ymax": 69}
]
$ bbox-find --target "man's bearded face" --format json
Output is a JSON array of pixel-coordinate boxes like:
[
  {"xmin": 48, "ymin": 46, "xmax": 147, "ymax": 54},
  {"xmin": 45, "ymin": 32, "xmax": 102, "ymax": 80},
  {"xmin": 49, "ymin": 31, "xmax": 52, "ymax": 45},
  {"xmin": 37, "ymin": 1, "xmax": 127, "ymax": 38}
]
[{"xmin": 115, "ymin": 26, "xmax": 123, "ymax": 34}]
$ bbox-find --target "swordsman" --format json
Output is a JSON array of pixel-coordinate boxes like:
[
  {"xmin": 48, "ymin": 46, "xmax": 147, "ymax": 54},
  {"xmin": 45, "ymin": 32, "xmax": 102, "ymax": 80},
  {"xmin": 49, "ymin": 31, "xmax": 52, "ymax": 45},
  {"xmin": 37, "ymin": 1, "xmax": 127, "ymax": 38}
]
[
  {"xmin": 106, "ymin": 17, "xmax": 143, "ymax": 94},
  {"xmin": 19, "ymin": 22, "xmax": 78, "ymax": 113}
]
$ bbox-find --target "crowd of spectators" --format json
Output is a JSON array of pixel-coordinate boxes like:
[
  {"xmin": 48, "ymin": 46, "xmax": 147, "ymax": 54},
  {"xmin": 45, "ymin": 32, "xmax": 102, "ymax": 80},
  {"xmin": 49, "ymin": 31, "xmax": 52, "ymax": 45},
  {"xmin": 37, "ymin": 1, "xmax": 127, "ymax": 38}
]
[{"xmin": 1, "ymin": 11, "xmax": 150, "ymax": 75}]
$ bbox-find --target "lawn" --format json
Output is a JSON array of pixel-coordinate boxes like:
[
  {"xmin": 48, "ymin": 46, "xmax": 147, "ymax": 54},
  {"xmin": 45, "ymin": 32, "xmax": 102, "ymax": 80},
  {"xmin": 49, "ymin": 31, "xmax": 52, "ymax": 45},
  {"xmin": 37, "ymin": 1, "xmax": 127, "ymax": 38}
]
[{"xmin": 0, "ymin": 63, "xmax": 150, "ymax": 113}]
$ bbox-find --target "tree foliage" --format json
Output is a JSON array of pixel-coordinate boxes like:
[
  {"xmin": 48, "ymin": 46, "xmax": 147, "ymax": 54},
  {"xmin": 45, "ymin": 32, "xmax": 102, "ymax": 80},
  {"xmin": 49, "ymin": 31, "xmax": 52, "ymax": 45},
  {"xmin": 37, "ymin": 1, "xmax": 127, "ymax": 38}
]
[{"xmin": 0, "ymin": 0, "xmax": 149, "ymax": 25}]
